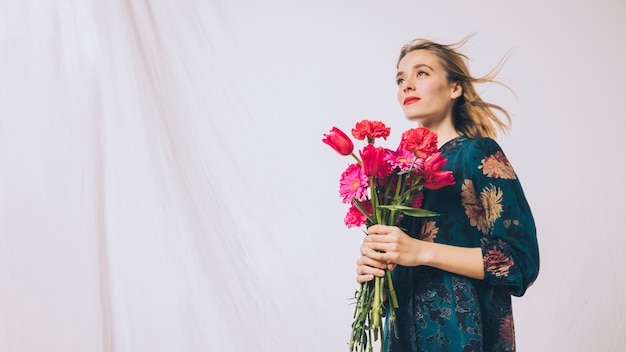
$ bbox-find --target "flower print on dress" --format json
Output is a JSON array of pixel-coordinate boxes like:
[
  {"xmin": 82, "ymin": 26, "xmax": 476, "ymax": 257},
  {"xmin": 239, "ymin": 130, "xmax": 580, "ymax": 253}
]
[
  {"xmin": 484, "ymin": 241, "xmax": 514, "ymax": 277},
  {"xmin": 480, "ymin": 184, "xmax": 504, "ymax": 229},
  {"xmin": 478, "ymin": 151, "xmax": 516, "ymax": 179},
  {"xmin": 502, "ymin": 219, "xmax": 521, "ymax": 229},
  {"xmin": 461, "ymin": 179, "xmax": 488, "ymax": 234},
  {"xmin": 419, "ymin": 220, "xmax": 438, "ymax": 242},
  {"xmin": 498, "ymin": 314, "xmax": 516, "ymax": 350},
  {"xmin": 461, "ymin": 179, "xmax": 504, "ymax": 235}
]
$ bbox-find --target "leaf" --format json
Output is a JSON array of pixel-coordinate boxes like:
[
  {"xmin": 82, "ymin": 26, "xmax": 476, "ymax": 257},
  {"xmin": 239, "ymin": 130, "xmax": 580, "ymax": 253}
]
[{"xmin": 378, "ymin": 205, "xmax": 439, "ymax": 217}]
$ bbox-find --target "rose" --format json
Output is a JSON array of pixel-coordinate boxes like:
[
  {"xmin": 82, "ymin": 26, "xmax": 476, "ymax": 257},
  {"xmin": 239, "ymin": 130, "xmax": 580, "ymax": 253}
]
[
  {"xmin": 323, "ymin": 127, "xmax": 354, "ymax": 156},
  {"xmin": 399, "ymin": 127, "xmax": 438, "ymax": 159}
]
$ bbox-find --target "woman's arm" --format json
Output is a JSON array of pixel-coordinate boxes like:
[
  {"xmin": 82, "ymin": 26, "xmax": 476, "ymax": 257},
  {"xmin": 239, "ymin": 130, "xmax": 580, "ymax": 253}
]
[{"xmin": 360, "ymin": 224, "xmax": 484, "ymax": 281}]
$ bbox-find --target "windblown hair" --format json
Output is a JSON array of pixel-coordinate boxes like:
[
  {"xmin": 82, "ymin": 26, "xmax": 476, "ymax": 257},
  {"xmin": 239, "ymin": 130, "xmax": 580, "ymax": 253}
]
[{"xmin": 397, "ymin": 37, "xmax": 512, "ymax": 139}]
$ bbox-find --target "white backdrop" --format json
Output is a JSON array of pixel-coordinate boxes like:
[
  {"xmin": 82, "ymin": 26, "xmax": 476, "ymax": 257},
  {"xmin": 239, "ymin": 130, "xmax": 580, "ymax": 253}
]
[{"xmin": 1, "ymin": 1, "xmax": 625, "ymax": 351}]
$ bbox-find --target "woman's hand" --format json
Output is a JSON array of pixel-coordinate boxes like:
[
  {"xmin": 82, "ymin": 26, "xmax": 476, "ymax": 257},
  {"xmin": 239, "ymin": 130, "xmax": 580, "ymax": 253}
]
[
  {"xmin": 355, "ymin": 242, "xmax": 390, "ymax": 284},
  {"xmin": 355, "ymin": 224, "xmax": 418, "ymax": 283},
  {"xmin": 363, "ymin": 224, "xmax": 424, "ymax": 267}
]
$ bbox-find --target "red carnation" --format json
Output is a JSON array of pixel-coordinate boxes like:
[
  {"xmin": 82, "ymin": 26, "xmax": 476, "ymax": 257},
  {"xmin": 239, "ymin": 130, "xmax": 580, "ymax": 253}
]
[
  {"xmin": 344, "ymin": 200, "xmax": 372, "ymax": 228},
  {"xmin": 351, "ymin": 120, "xmax": 391, "ymax": 141},
  {"xmin": 399, "ymin": 127, "xmax": 438, "ymax": 159}
]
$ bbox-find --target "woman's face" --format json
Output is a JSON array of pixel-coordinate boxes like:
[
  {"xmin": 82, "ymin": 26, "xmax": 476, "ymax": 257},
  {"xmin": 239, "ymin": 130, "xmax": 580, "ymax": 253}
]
[{"xmin": 396, "ymin": 49, "xmax": 461, "ymax": 128}]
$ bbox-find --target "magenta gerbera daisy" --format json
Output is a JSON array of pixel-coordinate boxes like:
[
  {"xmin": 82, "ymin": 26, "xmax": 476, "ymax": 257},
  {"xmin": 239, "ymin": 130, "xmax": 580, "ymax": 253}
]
[
  {"xmin": 339, "ymin": 163, "xmax": 369, "ymax": 204},
  {"xmin": 385, "ymin": 148, "xmax": 422, "ymax": 172}
]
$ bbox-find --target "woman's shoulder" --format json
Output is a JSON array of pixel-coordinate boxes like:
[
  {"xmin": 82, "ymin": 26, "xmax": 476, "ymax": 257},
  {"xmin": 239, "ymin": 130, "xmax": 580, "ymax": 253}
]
[
  {"xmin": 445, "ymin": 136, "xmax": 509, "ymax": 171},
  {"xmin": 458, "ymin": 137, "xmax": 519, "ymax": 180},
  {"xmin": 457, "ymin": 136, "xmax": 504, "ymax": 156}
]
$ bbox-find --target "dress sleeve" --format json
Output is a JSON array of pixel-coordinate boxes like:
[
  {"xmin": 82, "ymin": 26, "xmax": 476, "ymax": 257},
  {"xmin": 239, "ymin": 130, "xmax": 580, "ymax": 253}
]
[{"xmin": 462, "ymin": 138, "xmax": 539, "ymax": 297}]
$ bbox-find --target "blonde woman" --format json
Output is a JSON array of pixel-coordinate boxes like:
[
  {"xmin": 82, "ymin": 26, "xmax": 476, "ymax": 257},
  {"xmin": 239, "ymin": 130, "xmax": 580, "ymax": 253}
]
[{"xmin": 356, "ymin": 38, "xmax": 540, "ymax": 351}]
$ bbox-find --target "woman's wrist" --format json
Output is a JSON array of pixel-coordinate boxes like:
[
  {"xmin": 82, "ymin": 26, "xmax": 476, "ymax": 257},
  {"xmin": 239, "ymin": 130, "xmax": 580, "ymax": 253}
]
[
  {"xmin": 415, "ymin": 239, "xmax": 435, "ymax": 267},
  {"xmin": 414, "ymin": 240, "xmax": 485, "ymax": 280}
]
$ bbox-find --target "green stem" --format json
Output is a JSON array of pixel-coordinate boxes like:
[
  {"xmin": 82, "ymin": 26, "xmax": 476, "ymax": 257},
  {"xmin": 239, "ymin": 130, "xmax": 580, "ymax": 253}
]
[
  {"xmin": 351, "ymin": 152, "xmax": 362, "ymax": 165},
  {"xmin": 388, "ymin": 174, "xmax": 404, "ymax": 224},
  {"xmin": 372, "ymin": 276, "xmax": 381, "ymax": 330},
  {"xmin": 385, "ymin": 270, "xmax": 399, "ymax": 309},
  {"xmin": 369, "ymin": 177, "xmax": 381, "ymax": 224}
]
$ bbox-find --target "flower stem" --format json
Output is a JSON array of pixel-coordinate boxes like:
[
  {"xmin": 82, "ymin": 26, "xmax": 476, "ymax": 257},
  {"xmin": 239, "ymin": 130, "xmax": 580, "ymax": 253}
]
[
  {"xmin": 385, "ymin": 270, "xmax": 398, "ymax": 309},
  {"xmin": 373, "ymin": 276, "xmax": 381, "ymax": 331}
]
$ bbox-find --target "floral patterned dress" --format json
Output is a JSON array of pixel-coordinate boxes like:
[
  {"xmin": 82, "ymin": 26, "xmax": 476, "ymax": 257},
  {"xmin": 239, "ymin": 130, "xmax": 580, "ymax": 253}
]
[{"xmin": 385, "ymin": 136, "xmax": 539, "ymax": 352}]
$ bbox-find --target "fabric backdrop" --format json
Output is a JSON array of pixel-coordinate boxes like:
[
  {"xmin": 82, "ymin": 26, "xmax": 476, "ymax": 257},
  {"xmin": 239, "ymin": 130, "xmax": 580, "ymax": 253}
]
[{"xmin": 1, "ymin": 1, "xmax": 625, "ymax": 351}]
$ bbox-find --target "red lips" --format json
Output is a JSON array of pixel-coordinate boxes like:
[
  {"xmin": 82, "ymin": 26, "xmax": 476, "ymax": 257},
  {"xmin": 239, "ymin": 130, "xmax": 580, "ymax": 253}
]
[{"xmin": 403, "ymin": 96, "xmax": 420, "ymax": 105}]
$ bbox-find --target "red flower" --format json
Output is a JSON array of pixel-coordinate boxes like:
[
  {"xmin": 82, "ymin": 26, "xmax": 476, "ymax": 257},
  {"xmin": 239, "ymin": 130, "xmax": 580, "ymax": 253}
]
[
  {"xmin": 323, "ymin": 127, "xmax": 354, "ymax": 156},
  {"xmin": 422, "ymin": 152, "xmax": 455, "ymax": 190},
  {"xmin": 399, "ymin": 127, "xmax": 438, "ymax": 159},
  {"xmin": 411, "ymin": 193, "xmax": 424, "ymax": 208},
  {"xmin": 351, "ymin": 120, "xmax": 391, "ymax": 141},
  {"xmin": 344, "ymin": 200, "xmax": 372, "ymax": 228},
  {"xmin": 360, "ymin": 144, "xmax": 392, "ymax": 179}
]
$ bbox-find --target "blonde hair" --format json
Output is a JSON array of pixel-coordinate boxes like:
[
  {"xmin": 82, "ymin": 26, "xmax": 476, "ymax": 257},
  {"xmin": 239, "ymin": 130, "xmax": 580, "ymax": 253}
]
[{"xmin": 397, "ymin": 37, "xmax": 512, "ymax": 139}]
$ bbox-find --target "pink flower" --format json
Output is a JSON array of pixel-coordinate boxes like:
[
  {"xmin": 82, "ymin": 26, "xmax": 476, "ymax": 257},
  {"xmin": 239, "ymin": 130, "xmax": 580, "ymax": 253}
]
[
  {"xmin": 339, "ymin": 163, "xmax": 369, "ymax": 203},
  {"xmin": 360, "ymin": 144, "xmax": 392, "ymax": 179},
  {"xmin": 344, "ymin": 201, "xmax": 372, "ymax": 228},
  {"xmin": 399, "ymin": 127, "xmax": 438, "ymax": 159},
  {"xmin": 386, "ymin": 148, "xmax": 421, "ymax": 171},
  {"xmin": 351, "ymin": 120, "xmax": 391, "ymax": 141},
  {"xmin": 323, "ymin": 127, "xmax": 354, "ymax": 156},
  {"xmin": 422, "ymin": 152, "xmax": 455, "ymax": 190}
]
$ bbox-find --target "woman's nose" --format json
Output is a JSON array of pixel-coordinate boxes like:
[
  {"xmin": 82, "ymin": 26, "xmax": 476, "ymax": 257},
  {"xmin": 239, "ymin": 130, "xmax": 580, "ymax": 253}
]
[{"xmin": 401, "ymin": 79, "xmax": 414, "ymax": 92}]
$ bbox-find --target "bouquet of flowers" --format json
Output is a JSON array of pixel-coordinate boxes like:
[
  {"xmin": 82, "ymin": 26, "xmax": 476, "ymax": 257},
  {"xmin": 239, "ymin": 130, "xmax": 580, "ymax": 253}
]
[{"xmin": 322, "ymin": 120, "xmax": 455, "ymax": 352}]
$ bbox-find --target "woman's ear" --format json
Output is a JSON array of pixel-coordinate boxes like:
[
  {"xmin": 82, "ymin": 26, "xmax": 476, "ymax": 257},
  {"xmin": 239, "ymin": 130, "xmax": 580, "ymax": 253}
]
[{"xmin": 451, "ymin": 82, "xmax": 463, "ymax": 99}]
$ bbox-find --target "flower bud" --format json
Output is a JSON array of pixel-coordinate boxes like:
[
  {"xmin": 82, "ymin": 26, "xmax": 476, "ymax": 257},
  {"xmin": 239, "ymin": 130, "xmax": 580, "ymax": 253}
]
[{"xmin": 322, "ymin": 127, "xmax": 354, "ymax": 156}]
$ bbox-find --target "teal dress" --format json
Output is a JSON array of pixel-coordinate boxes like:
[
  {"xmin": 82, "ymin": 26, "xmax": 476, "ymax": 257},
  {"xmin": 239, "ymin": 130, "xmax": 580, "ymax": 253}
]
[{"xmin": 386, "ymin": 136, "xmax": 539, "ymax": 352}]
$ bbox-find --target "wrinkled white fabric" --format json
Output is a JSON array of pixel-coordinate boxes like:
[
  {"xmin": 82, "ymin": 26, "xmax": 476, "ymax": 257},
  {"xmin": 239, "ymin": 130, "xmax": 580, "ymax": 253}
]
[{"xmin": 1, "ymin": 1, "xmax": 625, "ymax": 351}]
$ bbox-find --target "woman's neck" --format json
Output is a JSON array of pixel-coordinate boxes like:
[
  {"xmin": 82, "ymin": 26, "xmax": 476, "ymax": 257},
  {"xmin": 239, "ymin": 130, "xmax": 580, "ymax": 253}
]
[
  {"xmin": 417, "ymin": 115, "xmax": 459, "ymax": 149},
  {"xmin": 435, "ymin": 129, "xmax": 460, "ymax": 149},
  {"xmin": 421, "ymin": 123, "xmax": 459, "ymax": 149}
]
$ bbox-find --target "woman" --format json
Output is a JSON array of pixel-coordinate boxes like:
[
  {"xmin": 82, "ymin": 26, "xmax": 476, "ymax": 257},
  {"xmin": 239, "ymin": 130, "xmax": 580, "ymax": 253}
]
[{"xmin": 356, "ymin": 38, "xmax": 539, "ymax": 351}]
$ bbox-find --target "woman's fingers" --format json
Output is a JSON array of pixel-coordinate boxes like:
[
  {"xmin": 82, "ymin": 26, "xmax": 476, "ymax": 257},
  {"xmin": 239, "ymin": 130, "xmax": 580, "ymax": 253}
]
[
  {"xmin": 356, "ymin": 273, "xmax": 374, "ymax": 284},
  {"xmin": 367, "ymin": 224, "xmax": 394, "ymax": 235},
  {"xmin": 357, "ymin": 253, "xmax": 386, "ymax": 270},
  {"xmin": 355, "ymin": 264, "xmax": 383, "ymax": 283},
  {"xmin": 356, "ymin": 229, "xmax": 402, "ymax": 283}
]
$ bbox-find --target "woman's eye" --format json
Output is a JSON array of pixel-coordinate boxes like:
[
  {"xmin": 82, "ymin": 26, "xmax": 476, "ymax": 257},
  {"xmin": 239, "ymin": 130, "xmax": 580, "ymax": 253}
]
[
  {"xmin": 417, "ymin": 71, "xmax": 427, "ymax": 77},
  {"xmin": 396, "ymin": 78, "xmax": 405, "ymax": 85}
]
